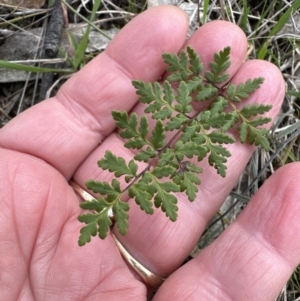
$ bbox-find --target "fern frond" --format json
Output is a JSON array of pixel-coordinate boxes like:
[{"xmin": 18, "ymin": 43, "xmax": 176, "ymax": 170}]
[
  {"xmin": 195, "ymin": 83, "xmax": 218, "ymax": 101},
  {"xmin": 150, "ymin": 120, "xmax": 166, "ymax": 150},
  {"xmin": 174, "ymin": 81, "xmax": 193, "ymax": 114},
  {"xmin": 187, "ymin": 46, "xmax": 203, "ymax": 75},
  {"xmin": 98, "ymin": 150, "xmax": 138, "ymax": 178},
  {"xmin": 153, "ymin": 180, "xmax": 180, "ymax": 221},
  {"xmin": 205, "ymin": 46, "xmax": 231, "ymax": 83},
  {"xmin": 163, "ymin": 49, "xmax": 191, "ymax": 81},
  {"xmin": 226, "ymin": 78, "xmax": 264, "ymax": 102},
  {"xmin": 112, "ymin": 111, "xmax": 150, "ymax": 149},
  {"xmin": 240, "ymin": 103, "xmax": 272, "ymax": 118},
  {"xmin": 239, "ymin": 122, "xmax": 271, "ymax": 151},
  {"xmin": 78, "ymin": 46, "xmax": 272, "ymax": 245}
]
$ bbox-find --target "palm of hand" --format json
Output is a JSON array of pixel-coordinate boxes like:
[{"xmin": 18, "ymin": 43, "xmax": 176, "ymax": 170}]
[
  {"xmin": 1, "ymin": 6, "xmax": 300, "ymax": 301},
  {"xmin": 1, "ymin": 153, "xmax": 141, "ymax": 300}
]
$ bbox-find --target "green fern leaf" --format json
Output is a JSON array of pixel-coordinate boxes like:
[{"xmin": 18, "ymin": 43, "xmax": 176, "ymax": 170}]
[
  {"xmin": 80, "ymin": 197, "xmax": 110, "ymax": 212},
  {"xmin": 78, "ymin": 216, "xmax": 98, "ymax": 246},
  {"xmin": 205, "ymin": 46, "xmax": 231, "ymax": 83},
  {"xmin": 198, "ymin": 111, "xmax": 237, "ymax": 130},
  {"xmin": 153, "ymin": 107, "xmax": 173, "ymax": 120},
  {"xmin": 185, "ymin": 76, "xmax": 203, "ymax": 93},
  {"xmin": 208, "ymin": 153, "xmax": 227, "ymax": 177},
  {"xmin": 145, "ymin": 101, "xmax": 162, "ymax": 114},
  {"xmin": 238, "ymin": 122, "xmax": 248, "ymax": 143},
  {"xmin": 248, "ymin": 117, "xmax": 272, "ymax": 127},
  {"xmin": 86, "ymin": 179, "xmax": 120, "ymax": 196},
  {"xmin": 163, "ymin": 80, "xmax": 175, "ymax": 105},
  {"xmin": 152, "ymin": 165, "xmax": 177, "ymax": 179},
  {"xmin": 178, "ymin": 172, "xmax": 200, "ymax": 201},
  {"xmin": 187, "ymin": 46, "xmax": 203, "ymax": 75},
  {"xmin": 166, "ymin": 73, "xmax": 184, "ymax": 82},
  {"xmin": 125, "ymin": 175, "xmax": 134, "ymax": 183},
  {"xmin": 124, "ymin": 138, "xmax": 146, "ymax": 149},
  {"xmin": 209, "ymin": 113, "xmax": 237, "ymax": 129},
  {"xmin": 162, "ymin": 51, "xmax": 184, "ymax": 71},
  {"xmin": 112, "ymin": 178, "xmax": 120, "ymax": 192},
  {"xmin": 129, "ymin": 160, "xmax": 138, "ymax": 175},
  {"xmin": 162, "ymin": 50, "xmax": 190, "ymax": 80},
  {"xmin": 209, "ymin": 96, "xmax": 228, "ymax": 114},
  {"xmin": 175, "ymin": 140, "xmax": 208, "ymax": 160},
  {"xmin": 134, "ymin": 147, "xmax": 157, "ymax": 162},
  {"xmin": 179, "ymin": 50, "xmax": 189, "ymax": 70},
  {"xmin": 112, "ymin": 111, "xmax": 149, "ymax": 149},
  {"xmin": 140, "ymin": 172, "xmax": 158, "ymax": 195},
  {"xmin": 226, "ymin": 78, "xmax": 264, "ymax": 102},
  {"xmin": 191, "ymin": 133, "xmax": 206, "ymax": 145},
  {"xmin": 97, "ymin": 210, "xmax": 113, "ymax": 239},
  {"xmin": 174, "ymin": 81, "xmax": 193, "ymax": 114},
  {"xmin": 240, "ymin": 103, "xmax": 272, "ymax": 118},
  {"xmin": 165, "ymin": 114, "xmax": 189, "ymax": 131},
  {"xmin": 181, "ymin": 121, "xmax": 201, "ymax": 143},
  {"xmin": 132, "ymin": 81, "xmax": 161, "ymax": 104},
  {"xmin": 98, "ymin": 150, "xmax": 138, "ymax": 177},
  {"xmin": 212, "ymin": 46, "xmax": 231, "ymax": 72},
  {"xmin": 195, "ymin": 83, "xmax": 218, "ymax": 101},
  {"xmin": 157, "ymin": 148, "xmax": 175, "ymax": 166},
  {"xmin": 150, "ymin": 120, "xmax": 166, "ymax": 149},
  {"xmin": 238, "ymin": 121, "xmax": 270, "ymax": 151},
  {"xmin": 185, "ymin": 162, "xmax": 202, "ymax": 174},
  {"xmin": 196, "ymin": 110, "xmax": 211, "ymax": 125},
  {"xmin": 129, "ymin": 183, "xmax": 154, "ymax": 214},
  {"xmin": 158, "ymin": 181, "xmax": 180, "ymax": 193},
  {"xmin": 78, "ymin": 209, "xmax": 113, "ymax": 245},
  {"xmin": 248, "ymin": 127, "xmax": 270, "ymax": 151},
  {"xmin": 113, "ymin": 201, "xmax": 129, "ymax": 236},
  {"xmin": 142, "ymin": 81, "xmax": 177, "ymax": 119},
  {"xmin": 112, "ymin": 111, "xmax": 137, "ymax": 139},
  {"xmin": 207, "ymin": 131, "xmax": 235, "ymax": 144},
  {"xmin": 139, "ymin": 115, "xmax": 149, "ymax": 139},
  {"xmin": 134, "ymin": 80, "xmax": 177, "ymax": 121},
  {"xmin": 153, "ymin": 182, "xmax": 179, "ymax": 221},
  {"xmin": 220, "ymin": 111, "xmax": 240, "ymax": 132},
  {"xmin": 207, "ymin": 144, "xmax": 231, "ymax": 177}
]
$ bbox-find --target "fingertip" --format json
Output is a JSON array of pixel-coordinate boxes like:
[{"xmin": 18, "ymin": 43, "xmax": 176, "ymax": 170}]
[
  {"xmin": 186, "ymin": 20, "xmax": 248, "ymax": 76},
  {"xmin": 105, "ymin": 5, "xmax": 189, "ymax": 80},
  {"xmin": 56, "ymin": 5, "xmax": 189, "ymax": 139},
  {"xmin": 254, "ymin": 59, "xmax": 285, "ymax": 108}
]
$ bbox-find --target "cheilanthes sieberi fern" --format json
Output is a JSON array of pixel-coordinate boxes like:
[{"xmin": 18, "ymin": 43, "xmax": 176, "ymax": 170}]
[{"xmin": 77, "ymin": 46, "xmax": 272, "ymax": 246}]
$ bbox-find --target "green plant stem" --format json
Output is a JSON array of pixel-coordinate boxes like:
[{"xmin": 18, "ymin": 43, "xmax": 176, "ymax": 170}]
[{"xmin": 120, "ymin": 109, "xmax": 203, "ymax": 194}]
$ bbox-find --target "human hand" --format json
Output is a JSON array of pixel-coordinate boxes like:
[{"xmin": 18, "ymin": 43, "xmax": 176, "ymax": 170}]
[{"xmin": 1, "ymin": 5, "xmax": 299, "ymax": 301}]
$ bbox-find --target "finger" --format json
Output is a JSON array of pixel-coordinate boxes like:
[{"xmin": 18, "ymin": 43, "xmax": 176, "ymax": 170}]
[
  {"xmin": 153, "ymin": 163, "xmax": 300, "ymax": 301},
  {"xmin": 0, "ymin": 6, "xmax": 188, "ymax": 179},
  {"xmin": 72, "ymin": 20, "xmax": 284, "ymax": 280},
  {"xmin": 185, "ymin": 20, "xmax": 248, "ymax": 72}
]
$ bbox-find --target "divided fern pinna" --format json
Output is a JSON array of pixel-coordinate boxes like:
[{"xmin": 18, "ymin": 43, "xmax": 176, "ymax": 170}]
[{"xmin": 78, "ymin": 46, "xmax": 272, "ymax": 246}]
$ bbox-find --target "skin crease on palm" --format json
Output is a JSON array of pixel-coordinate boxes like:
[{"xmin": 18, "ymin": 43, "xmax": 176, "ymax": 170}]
[{"xmin": 0, "ymin": 5, "xmax": 300, "ymax": 301}]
